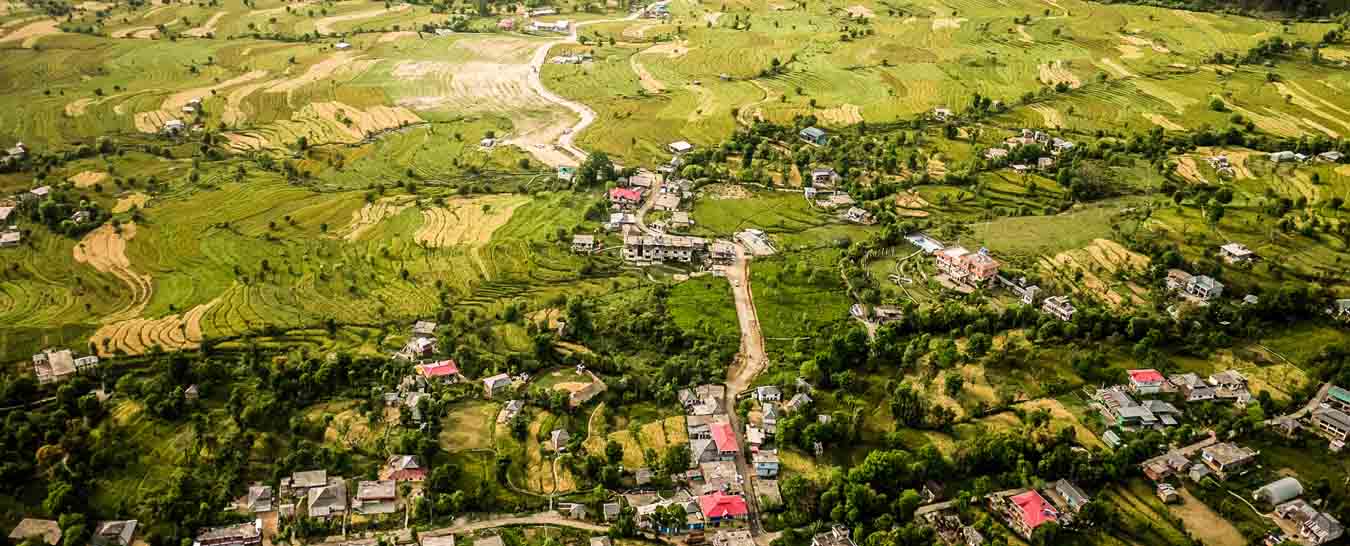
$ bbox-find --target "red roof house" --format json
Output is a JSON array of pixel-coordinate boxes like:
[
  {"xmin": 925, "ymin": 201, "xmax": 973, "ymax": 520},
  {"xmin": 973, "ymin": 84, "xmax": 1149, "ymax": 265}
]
[
  {"xmin": 698, "ymin": 492, "xmax": 748, "ymax": 521},
  {"xmin": 417, "ymin": 360, "xmax": 460, "ymax": 379},
  {"xmin": 1008, "ymin": 490, "xmax": 1058, "ymax": 538},
  {"xmin": 609, "ymin": 188, "xmax": 642, "ymax": 206},
  {"xmin": 1127, "ymin": 369, "xmax": 1165, "ymax": 394},
  {"xmin": 381, "ymin": 455, "xmax": 427, "ymax": 482},
  {"xmin": 711, "ymin": 422, "xmax": 739, "ymax": 457}
]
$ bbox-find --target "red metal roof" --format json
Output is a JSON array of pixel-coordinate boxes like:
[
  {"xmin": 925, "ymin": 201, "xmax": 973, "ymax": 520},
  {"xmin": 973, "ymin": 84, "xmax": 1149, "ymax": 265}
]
[
  {"xmin": 1128, "ymin": 369, "xmax": 1164, "ymax": 383},
  {"xmin": 609, "ymin": 188, "xmax": 641, "ymax": 202},
  {"xmin": 418, "ymin": 360, "xmax": 459, "ymax": 377},
  {"xmin": 711, "ymin": 422, "xmax": 738, "ymax": 453},
  {"xmin": 698, "ymin": 492, "xmax": 748, "ymax": 518},
  {"xmin": 1011, "ymin": 491, "xmax": 1058, "ymax": 530}
]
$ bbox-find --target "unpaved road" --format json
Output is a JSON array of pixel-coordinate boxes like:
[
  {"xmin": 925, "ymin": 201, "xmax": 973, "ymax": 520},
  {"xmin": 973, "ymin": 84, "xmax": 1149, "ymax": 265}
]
[
  {"xmin": 724, "ymin": 243, "xmax": 768, "ymax": 394},
  {"xmin": 412, "ymin": 512, "xmax": 610, "ymax": 539}
]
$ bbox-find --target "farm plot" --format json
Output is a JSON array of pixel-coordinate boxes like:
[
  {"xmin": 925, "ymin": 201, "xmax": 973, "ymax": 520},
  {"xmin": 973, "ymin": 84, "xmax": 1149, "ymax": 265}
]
[
  {"xmin": 413, "ymin": 194, "xmax": 531, "ymax": 248},
  {"xmin": 73, "ymin": 223, "xmax": 153, "ymax": 323},
  {"xmin": 439, "ymin": 401, "xmax": 499, "ymax": 451},
  {"xmin": 1039, "ymin": 238, "xmax": 1150, "ymax": 308}
]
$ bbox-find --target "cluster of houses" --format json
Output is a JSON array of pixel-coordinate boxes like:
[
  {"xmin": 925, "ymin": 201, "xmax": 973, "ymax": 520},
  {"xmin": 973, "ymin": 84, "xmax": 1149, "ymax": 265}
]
[
  {"xmin": 1, "ymin": 141, "xmax": 26, "ymax": 169},
  {"xmin": 550, "ymin": 52, "xmax": 592, "ymax": 64},
  {"xmin": 10, "ymin": 518, "xmax": 137, "ymax": 546},
  {"xmin": 987, "ymin": 479, "xmax": 1092, "ymax": 539},
  {"xmin": 798, "ymin": 167, "xmax": 871, "ymax": 224},
  {"xmin": 1269, "ymin": 150, "xmax": 1343, "ymax": 164},
  {"xmin": 1166, "ymin": 268, "xmax": 1224, "ymax": 303},
  {"xmin": 1274, "ymin": 384, "xmax": 1350, "ymax": 453},
  {"xmin": 1250, "ymin": 475, "xmax": 1345, "ymax": 545},
  {"xmin": 906, "ymin": 232, "xmax": 1083, "ymax": 320},
  {"xmin": 31, "ymin": 347, "xmax": 100, "ymax": 385},
  {"xmin": 982, "ymin": 129, "xmax": 1075, "ymax": 173},
  {"xmin": 1095, "ymin": 368, "xmax": 1255, "ymax": 441},
  {"xmin": 5, "ymin": 185, "xmax": 60, "ymax": 248}
]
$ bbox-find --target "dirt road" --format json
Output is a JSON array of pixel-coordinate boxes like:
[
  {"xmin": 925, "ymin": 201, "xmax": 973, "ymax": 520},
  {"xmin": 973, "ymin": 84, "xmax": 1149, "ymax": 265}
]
[
  {"xmin": 724, "ymin": 243, "xmax": 768, "ymax": 394},
  {"xmin": 420, "ymin": 512, "xmax": 609, "ymax": 538}
]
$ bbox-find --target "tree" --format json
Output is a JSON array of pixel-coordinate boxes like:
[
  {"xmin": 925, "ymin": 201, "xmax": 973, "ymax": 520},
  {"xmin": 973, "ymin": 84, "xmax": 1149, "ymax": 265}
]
[
  {"xmin": 944, "ymin": 373, "xmax": 965, "ymax": 397},
  {"xmin": 576, "ymin": 152, "xmax": 615, "ymax": 188},
  {"xmin": 605, "ymin": 440, "xmax": 624, "ymax": 465}
]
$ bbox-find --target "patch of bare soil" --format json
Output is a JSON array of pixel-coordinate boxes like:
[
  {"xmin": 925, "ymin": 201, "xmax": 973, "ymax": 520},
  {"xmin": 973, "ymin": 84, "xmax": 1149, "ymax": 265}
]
[
  {"xmin": 845, "ymin": 5, "xmax": 873, "ymax": 18},
  {"xmin": 1142, "ymin": 113, "xmax": 1183, "ymax": 130},
  {"xmin": 817, "ymin": 103, "xmax": 863, "ymax": 124},
  {"xmin": 113, "ymin": 192, "xmax": 150, "ymax": 213},
  {"xmin": 184, "ymin": 11, "xmax": 224, "ymax": 37},
  {"xmin": 1037, "ymin": 60, "xmax": 1080, "ymax": 88},
  {"xmin": 69, "ymin": 170, "xmax": 109, "ymax": 188},
  {"xmin": 0, "ymin": 19, "xmax": 60, "ymax": 47},
  {"xmin": 1174, "ymin": 156, "xmax": 1207, "ymax": 184}
]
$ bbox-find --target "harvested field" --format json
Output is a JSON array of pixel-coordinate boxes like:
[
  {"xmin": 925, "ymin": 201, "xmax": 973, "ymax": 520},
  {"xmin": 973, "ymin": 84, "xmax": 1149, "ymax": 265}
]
[
  {"xmin": 413, "ymin": 194, "xmax": 530, "ymax": 248},
  {"xmin": 377, "ymin": 30, "xmax": 418, "ymax": 43},
  {"xmin": 69, "ymin": 170, "xmax": 109, "ymax": 188},
  {"xmin": 1120, "ymin": 33, "xmax": 1169, "ymax": 53},
  {"xmin": 701, "ymin": 183, "xmax": 751, "ymax": 200},
  {"xmin": 0, "ymin": 19, "xmax": 60, "ymax": 47},
  {"xmin": 113, "ymin": 192, "xmax": 150, "ymax": 213},
  {"xmin": 631, "ymin": 53, "xmax": 665, "ymax": 94},
  {"xmin": 1273, "ymin": 81, "xmax": 1350, "ymax": 135},
  {"xmin": 338, "ymin": 196, "xmax": 415, "ymax": 240},
  {"xmin": 1142, "ymin": 113, "xmax": 1183, "ymax": 130},
  {"xmin": 1175, "ymin": 156, "xmax": 1208, "ymax": 184},
  {"xmin": 1015, "ymin": 24, "xmax": 1033, "ymax": 42},
  {"xmin": 314, "ymin": 3, "xmax": 410, "ymax": 34},
  {"xmin": 1037, "ymin": 60, "xmax": 1080, "ymax": 88},
  {"xmin": 223, "ymin": 101, "xmax": 421, "ymax": 150},
  {"xmin": 895, "ymin": 192, "xmax": 931, "ymax": 209},
  {"xmin": 1135, "ymin": 80, "xmax": 1197, "ymax": 113},
  {"xmin": 74, "ymin": 223, "xmax": 153, "ymax": 323},
  {"xmin": 65, "ymin": 98, "xmax": 96, "ymax": 117},
  {"xmin": 89, "ymin": 293, "xmax": 220, "ymax": 356},
  {"xmin": 1041, "ymin": 239, "xmax": 1149, "ymax": 307},
  {"xmin": 439, "ymin": 401, "xmax": 498, "ymax": 451},
  {"xmin": 268, "ymin": 53, "xmax": 377, "ymax": 96},
  {"xmin": 817, "ymin": 103, "xmax": 863, "ymax": 124}
]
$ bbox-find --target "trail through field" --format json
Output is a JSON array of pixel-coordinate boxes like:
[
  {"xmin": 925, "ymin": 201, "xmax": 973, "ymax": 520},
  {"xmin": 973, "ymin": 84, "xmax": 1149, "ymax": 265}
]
[
  {"xmin": 736, "ymin": 80, "xmax": 773, "ymax": 126},
  {"xmin": 1037, "ymin": 60, "xmax": 1080, "ymax": 88},
  {"xmin": 113, "ymin": 192, "xmax": 150, "ymax": 213},
  {"xmin": 0, "ymin": 19, "xmax": 60, "ymax": 47},
  {"xmin": 338, "ymin": 196, "xmax": 415, "ymax": 240},
  {"xmin": 1119, "ymin": 33, "xmax": 1169, "ymax": 54},
  {"xmin": 631, "ymin": 50, "xmax": 666, "ymax": 93},
  {"xmin": 184, "ymin": 11, "xmax": 225, "ymax": 37},
  {"xmin": 517, "ymin": 11, "xmax": 648, "ymax": 166},
  {"xmin": 1142, "ymin": 113, "xmax": 1183, "ymax": 130},
  {"xmin": 1015, "ymin": 24, "xmax": 1033, "ymax": 42},
  {"xmin": 413, "ymin": 194, "xmax": 530, "ymax": 248},
  {"xmin": 845, "ymin": 5, "xmax": 873, "ymax": 18},
  {"xmin": 314, "ymin": 3, "xmax": 410, "ymax": 34},
  {"xmin": 73, "ymin": 223, "xmax": 153, "ymax": 323},
  {"xmin": 685, "ymin": 84, "xmax": 716, "ymax": 121},
  {"xmin": 268, "ymin": 52, "xmax": 376, "ymax": 98},
  {"xmin": 89, "ymin": 293, "xmax": 222, "ymax": 357},
  {"xmin": 69, "ymin": 171, "xmax": 109, "ymax": 188}
]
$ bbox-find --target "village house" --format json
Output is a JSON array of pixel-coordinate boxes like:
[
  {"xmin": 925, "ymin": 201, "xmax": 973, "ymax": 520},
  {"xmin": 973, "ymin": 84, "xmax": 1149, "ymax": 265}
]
[
  {"xmin": 0, "ymin": 230, "xmax": 20, "ymax": 248},
  {"xmin": 572, "ymin": 234, "xmax": 596, "ymax": 253},
  {"xmin": 1318, "ymin": 150, "xmax": 1344, "ymax": 162},
  {"xmin": 654, "ymin": 193, "xmax": 681, "ymax": 212},
  {"xmin": 1201, "ymin": 443, "xmax": 1258, "ymax": 480},
  {"xmin": 1100, "ymin": 430, "xmax": 1122, "ymax": 449},
  {"xmin": 550, "ymin": 429, "xmax": 570, "ymax": 452},
  {"xmin": 1041, "ymin": 295, "xmax": 1076, "ymax": 321},
  {"xmin": 1036, "ymin": 156, "xmax": 1055, "ymax": 170},
  {"xmin": 1050, "ymin": 479, "xmax": 1091, "ymax": 515},
  {"xmin": 1254, "ymin": 477, "xmax": 1303, "ymax": 506},
  {"xmin": 698, "ymin": 492, "xmax": 748, "ymax": 524},
  {"xmin": 382, "ymin": 455, "xmax": 427, "ymax": 482},
  {"xmin": 192, "ymin": 521, "xmax": 261, "ymax": 546},
  {"xmin": 635, "ymin": 495, "xmax": 702, "ymax": 534},
  {"xmin": 811, "ymin": 526, "xmax": 856, "ymax": 546},
  {"xmin": 0, "ymin": 205, "xmax": 14, "ymax": 225},
  {"xmin": 1156, "ymin": 483, "xmax": 1180, "ymax": 504},
  {"xmin": 306, "ymin": 477, "xmax": 347, "ymax": 519},
  {"xmin": 1270, "ymin": 150, "xmax": 1298, "ymax": 162},
  {"xmin": 609, "ymin": 187, "xmax": 643, "ymax": 208},
  {"xmin": 934, "ymin": 246, "xmax": 1001, "ymax": 286},
  {"xmin": 483, "ymin": 374, "xmax": 513, "ymax": 398},
  {"xmin": 1277, "ymin": 500, "xmax": 1345, "ymax": 545},
  {"xmin": 705, "ymin": 241, "xmax": 734, "ymax": 265},
  {"xmin": 1219, "ymin": 242, "xmax": 1255, "ymax": 264},
  {"xmin": 669, "ymin": 211, "xmax": 693, "ymax": 230},
  {"xmin": 246, "ymin": 484, "xmax": 273, "ymax": 513},
  {"xmin": 669, "ymin": 141, "xmax": 694, "ymax": 154},
  {"xmin": 931, "ymin": 108, "xmax": 953, "ymax": 121},
  {"xmin": 32, "ymin": 348, "xmax": 98, "ymax": 384},
  {"xmin": 530, "ymin": 20, "xmax": 569, "ymax": 32},
  {"xmin": 3, "ymin": 142, "xmax": 26, "ymax": 166},
  {"xmin": 603, "ymin": 502, "xmax": 622, "ymax": 521},
  {"xmin": 162, "ymin": 119, "xmax": 186, "ymax": 136},
  {"xmin": 92, "ymin": 520, "xmax": 137, "ymax": 546},
  {"xmin": 1326, "ymin": 385, "xmax": 1350, "ymax": 413},
  {"xmin": 1096, "ymin": 387, "xmax": 1161, "ymax": 429},
  {"xmin": 752, "ymin": 451, "xmax": 779, "ymax": 478},
  {"xmin": 710, "ymin": 422, "xmax": 739, "ymax": 460},
  {"xmin": 761, "ymin": 403, "xmax": 779, "ymax": 434},
  {"xmin": 1166, "ymin": 269, "xmax": 1224, "ymax": 301},
  {"xmin": 756, "ymin": 386, "xmax": 782, "ymax": 402},
  {"xmin": 606, "ymin": 212, "xmax": 636, "ymax": 231},
  {"xmin": 1170, "ymin": 373, "xmax": 1216, "ymax": 402},
  {"xmin": 745, "ymin": 424, "xmax": 765, "ymax": 448},
  {"xmin": 622, "ymin": 234, "xmax": 707, "ymax": 263},
  {"xmin": 993, "ymin": 490, "xmax": 1058, "ymax": 539},
  {"xmin": 844, "ymin": 206, "xmax": 874, "ymax": 225},
  {"xmin": 529, "ymin": 7, "xmax": 557, "ymax": 15},
  {"xmin": 984, "ymin": 147, "xmax": 1009, "ymax": 160},
  {"xmin": 334, "ymin": 41, "xmax": 351, "ymax": 49},
  {"xmin": 698, "ymin": 460, "xmax": 741, "ymax": 495},
  {"xmin": 281, "ymin": 469, "xmax": 327, "ymax": 498},
  {"xmin": 9, "ymin": 519, "xmax": 61, "ymax": 545},
  {"xmin": 784, "ymin": 392, "xmax": 812, "ymax": 413},
  {"xmin": 354, "ymin": 480, "xmax": 398, "ymax": 515},
  {"xmin": 1208, "ymin": 370, "xmax": 1250, "ymax": 401},
  {"xmin": 810, "ymin": 168, "xmax": 840, "ymax": 187},
  {"xmin": 1050, "ymin": 137, "xmax": 1075, "ymax": 154},
  {"xmin": 1311, "ymin": 407, "xmax": 1349, "ymax": 451},
  {"xmin": 394, "ymin": 336, "xmax": 436, "ymax": 361},
  {"xmin": 557, "ymin": 166, "xmax": 576, "ymax": 181},
  {"xmin": 497, "ymin": 399, "xmax": 524, "ymax": 423},
  {"xmin": 1127, "ymin": 369, "xmax": 1166, "ymax": 394},
  {"xmin": 799, "ymin": 126, "xmax": 828, "ymax": 145},
  {"xmin": 497, "ymin": 18, "xmax": 514, "ymax": 30},
  {"xmin": 25, "ymin": 185, "xmax": 50, "ymax": 202},
  {"xmin": 680, "ymin": 385, "xmax": 726, "ymax": 416},
  {"xmin": 416, "ymin": 360, "xmax": 460, "ymax": 383}
]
